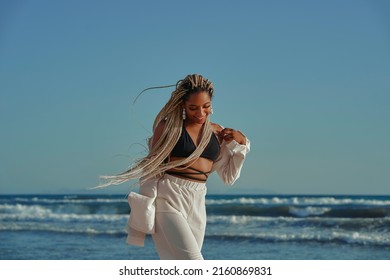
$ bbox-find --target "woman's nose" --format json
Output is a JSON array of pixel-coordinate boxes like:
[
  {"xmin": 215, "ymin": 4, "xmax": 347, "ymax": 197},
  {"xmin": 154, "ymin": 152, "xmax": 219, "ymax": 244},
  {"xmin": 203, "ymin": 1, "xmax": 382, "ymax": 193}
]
[{"xmin": 197, "ymin": 109, "xmax": 206, "ymax": 116}]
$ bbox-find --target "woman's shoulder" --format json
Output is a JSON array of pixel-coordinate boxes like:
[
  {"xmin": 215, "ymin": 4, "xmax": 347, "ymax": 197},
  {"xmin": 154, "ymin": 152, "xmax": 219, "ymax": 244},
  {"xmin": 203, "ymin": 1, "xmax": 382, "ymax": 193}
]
[{"xmin": 211, "ymin": 122, "xmax": 223, "ymax": 132}]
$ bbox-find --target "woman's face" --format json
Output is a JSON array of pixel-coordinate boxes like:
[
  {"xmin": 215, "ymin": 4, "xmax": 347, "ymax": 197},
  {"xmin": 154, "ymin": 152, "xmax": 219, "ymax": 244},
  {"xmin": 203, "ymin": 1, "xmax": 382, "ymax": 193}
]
[{"xmin": 183, "ymin": 91, "xmax": 212, "ymax": 125}]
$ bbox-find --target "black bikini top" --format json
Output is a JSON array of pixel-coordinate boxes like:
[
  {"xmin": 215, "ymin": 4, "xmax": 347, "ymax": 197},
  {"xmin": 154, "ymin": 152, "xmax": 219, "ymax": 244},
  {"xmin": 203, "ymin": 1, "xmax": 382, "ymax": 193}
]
[{"xmin": 170, "ymin": 126, "xmax": 221, "ymax": 161}]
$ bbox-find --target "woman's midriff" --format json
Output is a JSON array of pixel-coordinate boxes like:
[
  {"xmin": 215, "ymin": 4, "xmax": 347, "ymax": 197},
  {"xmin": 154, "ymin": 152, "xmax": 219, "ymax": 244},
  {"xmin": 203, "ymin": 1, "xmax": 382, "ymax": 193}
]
[{"xmin": 166, "ymin": 156, "xmax": 214, "ymax": 182}]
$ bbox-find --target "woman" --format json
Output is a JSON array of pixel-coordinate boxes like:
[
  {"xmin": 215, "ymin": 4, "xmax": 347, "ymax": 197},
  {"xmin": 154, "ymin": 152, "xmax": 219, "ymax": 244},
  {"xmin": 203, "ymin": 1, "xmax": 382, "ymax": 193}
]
[{"xmin": 100, "ymin": 74, "xmax": 250, "ymax": 260}]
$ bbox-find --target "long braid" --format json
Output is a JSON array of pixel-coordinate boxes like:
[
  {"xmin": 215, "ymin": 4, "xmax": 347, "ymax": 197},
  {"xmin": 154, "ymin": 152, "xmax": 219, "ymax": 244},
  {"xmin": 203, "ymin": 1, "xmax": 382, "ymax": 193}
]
[{"xmin": 97, "ymin": 74, "xmax": 214, "ymax": 188}]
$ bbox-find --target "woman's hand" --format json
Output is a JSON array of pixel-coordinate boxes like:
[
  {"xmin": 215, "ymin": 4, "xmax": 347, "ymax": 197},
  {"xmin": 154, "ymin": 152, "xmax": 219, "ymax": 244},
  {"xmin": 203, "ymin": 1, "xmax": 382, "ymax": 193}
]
[{"xmin": 219, "ymin": 128, "xmax": 247, "ymax": 145}]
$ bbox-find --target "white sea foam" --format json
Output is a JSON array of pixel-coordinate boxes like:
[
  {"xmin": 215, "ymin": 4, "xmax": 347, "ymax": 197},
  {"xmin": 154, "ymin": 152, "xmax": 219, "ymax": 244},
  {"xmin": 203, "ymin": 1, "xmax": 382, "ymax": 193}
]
[
  {"xmin": 0, "ymin": 204, "xmax": 52, "ymax": 216},
  {"xmin": 18, "ymin": 197, "xmax": 127, "ymax": 204},
  {"xmin": 0, "ymin": 204, "xmax": 126, "ymax": 222},
  {"xmin": 289, "ymin": 206, "xmax": 331, "ymax": 217},
  {"xmin": 206, "ymin": 229, "xmax": 390, "ymax": 246},
  {"xmin": 206, "ymin": 197, "xmax": 390, "ymax": 206},
  {"xmin": 206, "ymin": 215, "xmax": 390, "ymax": 235},
  {"xmin": 330, "ymin": 231, "xmax": 390, "ymax": 246},
  {"xmin": 0, "ymin": 223, "xmax": 125, "ymax": 235},
  {"xmin": 207, "ymin": 215, "xmax": 297, "ymax": 224}
]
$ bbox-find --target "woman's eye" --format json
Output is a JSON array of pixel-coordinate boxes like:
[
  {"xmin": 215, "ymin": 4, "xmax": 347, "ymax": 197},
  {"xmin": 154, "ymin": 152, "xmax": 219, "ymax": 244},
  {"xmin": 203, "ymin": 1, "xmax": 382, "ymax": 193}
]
[{"xmin": 188, "ymin": 105, "xmax": 210, "ymax": 110}]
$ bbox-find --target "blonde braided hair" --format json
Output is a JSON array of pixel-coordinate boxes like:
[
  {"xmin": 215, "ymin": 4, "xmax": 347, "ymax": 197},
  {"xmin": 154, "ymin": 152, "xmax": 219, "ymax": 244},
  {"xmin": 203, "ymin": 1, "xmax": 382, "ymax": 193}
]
[{"xmin": 97, "ymin": 74, "xmax": 214, "ymax": 188}]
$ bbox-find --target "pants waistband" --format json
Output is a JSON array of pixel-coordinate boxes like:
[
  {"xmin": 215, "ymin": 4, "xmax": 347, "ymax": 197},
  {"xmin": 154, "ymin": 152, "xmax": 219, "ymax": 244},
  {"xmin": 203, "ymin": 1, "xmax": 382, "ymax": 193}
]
[{"xmin": 162, "ymin": 174, "xmax": 206, "ymax": 191}]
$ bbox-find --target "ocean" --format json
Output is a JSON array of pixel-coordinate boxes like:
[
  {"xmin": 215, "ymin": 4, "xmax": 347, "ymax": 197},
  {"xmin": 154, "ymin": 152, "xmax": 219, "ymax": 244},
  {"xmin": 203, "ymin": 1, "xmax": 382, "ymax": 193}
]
[{"xmin": 1, "ymin": 194, "xmax": 389, "ymax": 260}]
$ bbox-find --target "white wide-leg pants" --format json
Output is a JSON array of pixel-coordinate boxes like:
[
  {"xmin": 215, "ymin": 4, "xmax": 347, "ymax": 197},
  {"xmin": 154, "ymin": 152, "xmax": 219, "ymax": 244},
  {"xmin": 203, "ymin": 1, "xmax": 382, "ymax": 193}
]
[{"xmin": 152, "ymin": 174, "xmax": 207, "ymax": 260}]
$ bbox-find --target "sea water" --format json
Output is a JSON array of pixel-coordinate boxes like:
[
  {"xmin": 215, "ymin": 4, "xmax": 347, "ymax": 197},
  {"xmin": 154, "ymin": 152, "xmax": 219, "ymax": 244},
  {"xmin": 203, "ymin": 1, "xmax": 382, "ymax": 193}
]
[{"xmin": 1, "ymin": 194, "xmax": 389, "ymax": 260}]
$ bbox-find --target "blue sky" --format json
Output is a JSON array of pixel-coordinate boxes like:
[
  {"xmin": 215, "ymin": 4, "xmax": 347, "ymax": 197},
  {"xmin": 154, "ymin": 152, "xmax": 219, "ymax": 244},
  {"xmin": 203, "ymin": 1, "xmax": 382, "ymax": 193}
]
[{"xmin": 1, "ymin": 0, "xmax": 389, "ymax": 195}]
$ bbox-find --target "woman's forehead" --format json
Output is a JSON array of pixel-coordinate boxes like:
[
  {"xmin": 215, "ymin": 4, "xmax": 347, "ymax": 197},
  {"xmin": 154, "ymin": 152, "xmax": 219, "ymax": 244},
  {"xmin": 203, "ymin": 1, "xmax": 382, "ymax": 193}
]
[{"xmin": 185, "ymin": 91, "xmax": 211, "ymax": 105}]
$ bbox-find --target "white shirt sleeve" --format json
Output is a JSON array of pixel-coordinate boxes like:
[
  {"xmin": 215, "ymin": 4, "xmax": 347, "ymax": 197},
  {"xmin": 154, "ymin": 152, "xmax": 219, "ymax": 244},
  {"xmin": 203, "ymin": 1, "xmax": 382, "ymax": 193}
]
[
  {"xmin": 211, "ymin": 138, "xmax": 251, "ymax": 185},
  {"xmin": 126, "ymin": 177, "xmax": 158, "ymax": 246}
]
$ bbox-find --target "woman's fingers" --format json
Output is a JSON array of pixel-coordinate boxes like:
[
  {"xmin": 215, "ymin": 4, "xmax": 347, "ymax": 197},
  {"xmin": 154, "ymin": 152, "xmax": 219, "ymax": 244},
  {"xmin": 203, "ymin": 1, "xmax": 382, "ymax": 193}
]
[
  {"xmin": 220, "ymin": 128, "xmax": 246, "ymax": 145},
  {"xmin": 220, "ymin": 128, "xmax": 235, "ymax": 142},
  {"xmin": 221, "ymin": 128, "xmax": 234, "ymax": 135}
]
